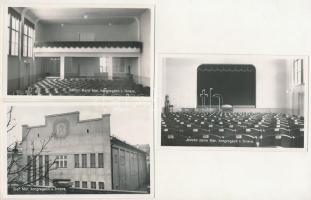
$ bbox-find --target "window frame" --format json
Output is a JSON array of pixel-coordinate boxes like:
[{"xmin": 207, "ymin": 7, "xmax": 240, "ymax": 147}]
[
  {"xmin": 32, "ymin": 156, "xmax": 36, "ymax": 184},
  {"xmin": 98, "ymin": 182, "xmax": 105, "ymax": 190},
  {"xmin": 293, "ymin": 59, "xmax": 304, "ymax": 86},
  {"xmin": 38, "ymin": 155, "xmax": 43, "ymax": 186},
  {"xmin": 91, "ymin": 181, "xmax": 96, "ymax": 189},
  {"xmin": 55, "ymin": 155, "xmax": 68, "ymax": 168},
  {"xmin": 98, "ymin": 153, "xmax": 104, "ymax": 168},
  {"xmin": 22, "ymin": 18, "xmax": 35, "ymax": 58},
  {"xmin": 74, "ymin": 181, "xmax": 80, "ymax": 188},
  {"xmin": 82, "ymin": 154, "xmax": 87, "ymax": 168},
  {"xmin": 44, "ymin": 155, "xmax": 49, "ymax": 186},
  {"xmin": 90, "ymin": 153, "xmax": 96, "ymax": 168},
  {"xmin": 74, "ymin": 154, "xmax": 80, "ymax": 168},
  {"xmin": 82, "ymin": 181, "xmax": 87, "ymax": 188},
  {"xmin": 7, "ymin": 9, "xmax": 21, "ymax": 56}
]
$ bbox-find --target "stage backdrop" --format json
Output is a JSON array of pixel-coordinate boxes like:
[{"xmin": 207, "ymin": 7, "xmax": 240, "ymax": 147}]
[{"xmin": 197, "ymin": 64, "xmax": 256, "ymax": 106}]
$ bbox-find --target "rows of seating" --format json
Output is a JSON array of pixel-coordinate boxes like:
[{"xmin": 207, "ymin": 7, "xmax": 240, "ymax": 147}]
[
  {"xmin": 14, "ymin": 78, "xmax": 150, "ymax": 96},
  {"xmin": 161, "ymin": 111, "xmax": 304, "ymax": 148}
]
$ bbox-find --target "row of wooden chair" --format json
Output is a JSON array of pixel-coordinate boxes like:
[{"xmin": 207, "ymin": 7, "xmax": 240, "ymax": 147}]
[
  {"xmin": 161, "ymin": 111, "xmax": 304, "ymax": 148},
  {"xmin": 14, "ymin": 78, "xmax": 150, "ymax": 96}
]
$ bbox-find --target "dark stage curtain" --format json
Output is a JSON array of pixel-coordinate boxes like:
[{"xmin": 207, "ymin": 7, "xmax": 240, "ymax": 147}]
[{"xmin": 197, "ymin": 64, "xmax": 256, "ymax": 106}]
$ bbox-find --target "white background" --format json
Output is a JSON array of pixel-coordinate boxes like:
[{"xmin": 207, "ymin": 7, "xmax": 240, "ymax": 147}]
[
  {"xmin": 155, "ymin": 0, "xmax": 311, "ymax": 200},
  {"xmin": 1, "ymin": 0, "xmax": 311, "ymax": 200}
]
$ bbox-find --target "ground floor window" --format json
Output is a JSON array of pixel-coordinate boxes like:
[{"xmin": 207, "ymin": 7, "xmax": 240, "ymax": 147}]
[
  {"xmin": 74, "ymin": 181, "xmax": 80, "ymax": 188},
  {"xmin": 82, "ymin": 181, "xmax": 87, "ymax": 188},
  {"xmin": 98, "ymin": 182, "xmax": 105, "ymax": 190},
  {"xmin": 91, "ymin": 181, "xmax": 96, "ymax": 189}
]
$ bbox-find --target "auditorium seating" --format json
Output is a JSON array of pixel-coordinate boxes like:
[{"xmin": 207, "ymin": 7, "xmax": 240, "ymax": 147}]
[
  {"xmin": 13, "ymin": 77, "xmax": 150, "ymax": 96},
  {"xmin": 161, "ymin": 111, "xmax": 304, "ymax": 148}
]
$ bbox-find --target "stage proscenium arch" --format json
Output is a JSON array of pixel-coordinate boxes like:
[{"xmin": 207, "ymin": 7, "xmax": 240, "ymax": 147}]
[{"xmin": 197, "ymin": 64, "xmax": 256, "ymax": 107}]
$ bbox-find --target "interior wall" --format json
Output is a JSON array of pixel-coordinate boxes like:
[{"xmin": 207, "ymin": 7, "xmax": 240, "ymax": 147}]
[
  {"xmin": 112, "ymin": 57, "xmax": 129, "ymax": 74},
  {"xmin": 7, "ymin": 9, "xmax": 39, "ymax": 93},
  {"xmin": 112, "ymin": 57, "xmax": 138, "ymax": 79},
  {"xmin": 36, "ymin": 22, "xmax": 138, "ymax": 42},
  {"xmin": 163, "ymin": 56, "xmax": 295, "ymax": 110},
  {"xmin": 130, "ymin": 58, "xmax": 139, "ymax": 82},
  {"xmin": 139, "ymin": 9, "xmax": 151, "ymax": 87},
  {"xmin": 66, "ymin": 57, "xmax": 100, "ymax": 77}
]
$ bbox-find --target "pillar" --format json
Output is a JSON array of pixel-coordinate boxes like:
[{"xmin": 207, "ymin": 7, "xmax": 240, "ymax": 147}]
[
  {"xmin": 60, "ymin": 56, "xmax": 65, "ymax": 79},
  {"xmin": 107, "ymin": 57, "xmax": 113, "ymax": 80}
]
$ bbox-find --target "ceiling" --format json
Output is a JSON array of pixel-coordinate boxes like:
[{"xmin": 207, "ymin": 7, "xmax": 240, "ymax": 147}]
[{"xmin": 24, "ymin": 8, "xmax": 147, "ymax": 25}]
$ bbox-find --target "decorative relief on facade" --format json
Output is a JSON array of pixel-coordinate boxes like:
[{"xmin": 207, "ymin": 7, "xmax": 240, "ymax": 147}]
[{"xmin": 53, "ymin": 119, "xmax": 69, "ymax": 139}]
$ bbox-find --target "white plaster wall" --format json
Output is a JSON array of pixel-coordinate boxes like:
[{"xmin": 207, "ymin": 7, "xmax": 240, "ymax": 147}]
[
  {"xmin": 156, "ymin": 1, "xmax": 311, "ymax": 200},
  {"xmin": 21, "ymin": 112, "xmax": 112, "ymax": 190},
  {"xmin": 36, "ymin": 22, "xmax": 138, "ymax": 42},
  {"xmin": 163, "ymin": 56, "xmax": 294, "ymax": 109},
  {"xmin": 139, "ymin": 9, "xmax": 151, "ymax": 86}
]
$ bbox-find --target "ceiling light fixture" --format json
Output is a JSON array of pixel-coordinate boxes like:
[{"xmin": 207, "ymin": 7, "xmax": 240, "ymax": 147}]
[
  {"xmin": 61, "ymin": 24, "xmax": 64, "ymax": 27},
  {"xmin": 83, "ymin": 14, "xmax": 88, "ymax": 19}
]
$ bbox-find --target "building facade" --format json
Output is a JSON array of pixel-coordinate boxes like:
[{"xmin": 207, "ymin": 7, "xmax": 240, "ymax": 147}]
[{"xmin": 20, "ymin": 112, "xmax": 148, "ymax": 191}]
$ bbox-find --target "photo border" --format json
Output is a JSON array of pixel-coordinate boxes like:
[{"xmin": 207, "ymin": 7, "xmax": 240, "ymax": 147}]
[
  {"xmin": 1, "ymin": 101, "xmax": 155, "ymax": 199},
  {"xmin": 1, "ymin": 2, "xmax": 155, "ymax": 102},
  {"xmin": 155, "ymin": 52, "xmax": 309, "ymax": 152}
]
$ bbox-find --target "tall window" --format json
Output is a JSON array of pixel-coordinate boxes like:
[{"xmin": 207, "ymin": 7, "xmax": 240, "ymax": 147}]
[
  {"xmin": 294, "ymin": 59, "xmax": 303, "ymax": 85},
  {"xmin": 55, "ymin": 155, "xmax": 67, "ymax": 168},
  {"xmin": 7, "ymin": 8, "xmax": 21, "ymax": 56},
  {"xmin": 120, "ymin": 150, "xmax": 125, "ymax": 166},
  {"xmin": 82, "ymin": 154, "xmax": 87, "ymax": 168},
  {"xmin": 98, "ymin": 153, "xmax": 104, "ymax": 168},
  {"xmin": 23, "ymin": 19, "xmax": 35, "ymax": 58},
  {"xmin": 44, "ymin": 155, "xmax": 49, "ymax": 186},
  {"xmin": 32, "ymin": 156, "xmax": 36, "ymax": 184},
  {"xmin": 90, "ymin": 153, "xmax": 96, "ymax": 168},
  {"xmin": 27, "ymin": 156, "xmax": 31, "ymax": 183},
  {"xmin": 74, "ymin": 154, "xmax": 80, "ymax": 168},
  {"xmin": 39, "ymin": 155, "xmax": 43, "ymax": 186}
]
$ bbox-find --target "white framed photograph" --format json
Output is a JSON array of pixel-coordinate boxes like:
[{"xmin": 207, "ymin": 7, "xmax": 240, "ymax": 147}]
[
  {"xmin": 157, "ymin": 54, "xmax": 308, "ymax": 150},
  {"xmin": 3, "ymin": 5, "xmax": 154, "ymax": 98},
  {"xmin": 3, "ymin": 102, "xmax": 153, "ymax": 197}
]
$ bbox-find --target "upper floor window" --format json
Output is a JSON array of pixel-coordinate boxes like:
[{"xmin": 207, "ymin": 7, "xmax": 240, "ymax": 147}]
[
  {"xmin": 55, "ymin": 155, "xmax": 67, "ymax": 168},
  {"xmin": 98, "ymin": 153, "xmax": 104, "ymax": 168},
  {"xmin": 293, "ymin": 59, "xmax": 304, "ymax": 85},
  {"xmin": 82, "ymin": 154, "xmax": 87, "ymax": 168},
  {"xmin": 23, "ymin": 19, "xmax": 35, "ymax": 58},
  {"xmin": 7, "ymin": 8, "xmax": 21, "ymax": 56},
  {"xmin": 90, "ymin": 153, "xmax": 96, "ymax": 168},
  {"xmin": 74, "ymin": 154, "xmax": 79, "ymax": 168}
]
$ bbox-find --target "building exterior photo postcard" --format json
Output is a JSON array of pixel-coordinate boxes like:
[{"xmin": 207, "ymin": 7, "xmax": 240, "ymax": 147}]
[{"xmin": 6, "ymin": 105, "xmax": 152, "ymax": 195}]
